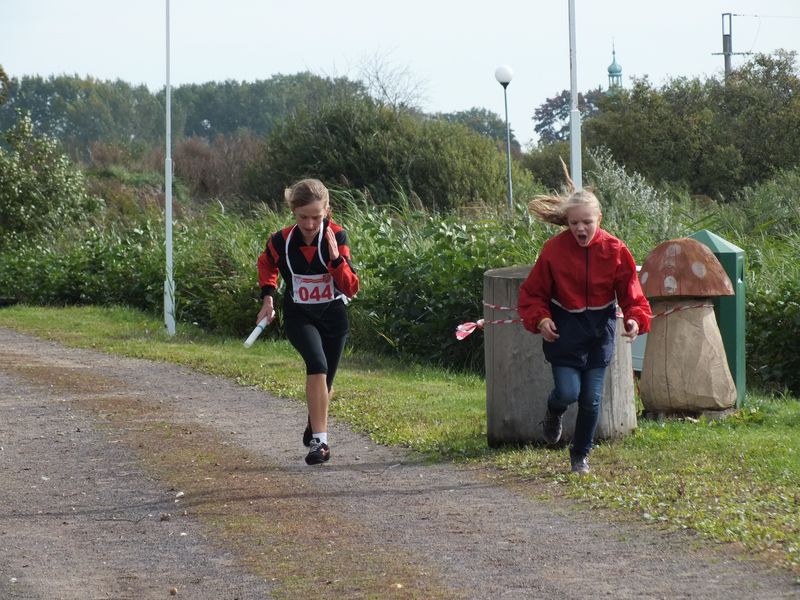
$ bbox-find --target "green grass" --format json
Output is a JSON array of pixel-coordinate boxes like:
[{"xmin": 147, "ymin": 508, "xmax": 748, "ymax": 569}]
[
  {"xmin": 492, "ymin": 402, "xmax": 800, "ymax": 570},
  {"xmin": 1, "ymin": 304, "xmax": 798, "ymax": 574}
]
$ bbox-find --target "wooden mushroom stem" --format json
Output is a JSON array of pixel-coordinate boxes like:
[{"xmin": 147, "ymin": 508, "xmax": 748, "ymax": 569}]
[{"xmin": 639, "ymin": 298, "xmax": 736, "ymax": 412}]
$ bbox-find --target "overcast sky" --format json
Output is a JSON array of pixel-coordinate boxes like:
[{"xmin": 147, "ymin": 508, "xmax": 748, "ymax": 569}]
[{"xmin": 2, "ymin": 1, "xmax": 799, "ymax": 146}]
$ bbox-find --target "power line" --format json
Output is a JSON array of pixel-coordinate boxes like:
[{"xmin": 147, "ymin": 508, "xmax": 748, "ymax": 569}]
[{"xmin": 731, "ymin": 13, "xmax": 800, "ymax": 19}]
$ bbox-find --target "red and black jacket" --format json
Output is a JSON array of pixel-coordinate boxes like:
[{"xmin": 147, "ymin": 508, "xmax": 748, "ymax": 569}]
[
  {"xmin": 257, "ymin": 219, "xmax": 359, "ymax": 316},
  {"xmin": 518, "ymin": 228, "xmax": 651, "ymax": 369}
]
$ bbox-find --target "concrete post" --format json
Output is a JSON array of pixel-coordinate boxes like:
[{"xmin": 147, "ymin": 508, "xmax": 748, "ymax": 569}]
[{"xmin": 484, "ymin": 266, "xmax": 637, "ymax": 447}]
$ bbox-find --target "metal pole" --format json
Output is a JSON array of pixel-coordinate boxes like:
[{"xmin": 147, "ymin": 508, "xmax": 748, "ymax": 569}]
[
  {"xmin": 722, "ymin": 13, "xmax": 733, "ymax": 79},
  {"xmin": 164, "ymin": 0, "xmax": 176, "ymax": 335},
  {"xmin": 502, "ymin": 84, "xmax": 513, "ymax": 213},
  {"xmin": 568, "ymin": 0, "xmax": 583, "ymax": 191}
]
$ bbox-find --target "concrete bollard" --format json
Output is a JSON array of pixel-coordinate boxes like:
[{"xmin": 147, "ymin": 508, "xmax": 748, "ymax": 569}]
[{"xmin": 484, "ymin": 266, "xmax": 637, "ymax": 447}]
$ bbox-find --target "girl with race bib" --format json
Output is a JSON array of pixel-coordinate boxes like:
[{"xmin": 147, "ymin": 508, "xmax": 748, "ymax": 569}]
[{"xmin": 256, "ymin": 179, "xmax": 359, "ymax": 465}]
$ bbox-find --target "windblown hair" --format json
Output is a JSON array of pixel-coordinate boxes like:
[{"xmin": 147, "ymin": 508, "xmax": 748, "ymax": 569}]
[
  {"xmin": 528, "ymin": 158, "xmax": 601, "ymax": 226},
  {"xmin": 285, "ymin": 178, "xmax": 330, "ymax": 213}
]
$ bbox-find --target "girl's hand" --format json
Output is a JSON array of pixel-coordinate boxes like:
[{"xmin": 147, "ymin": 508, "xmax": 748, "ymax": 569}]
[
  {"xmin": 622, "ymin": 318, "xmax": 639, "ymax": 341},
  {"xmin": 257, "ymin": 296, "xmax": 274, "ymax": 325},
  {"xmin": 539, "ymin": 318, "xmax": 559, "ymax": 342},
  {"xmin": 325, "ymin": 227, "xmax": 340, "ymax": 261}
]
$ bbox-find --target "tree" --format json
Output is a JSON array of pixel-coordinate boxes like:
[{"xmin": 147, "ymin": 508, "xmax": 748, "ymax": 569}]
[
  {"xmin": 175, "ymin": 73, "xmax": 368, "ymax": 140},
  {"xmin": 359, "ymin": 52, "xmax": 427, "ymax": 112},
  {"xmin": 0, "ymin": 112, "xmax": 101, "ymax": 245},
  {"xmin": 246, "ymin": 95, "xmax": 518, "ymax": 211},
  {"xmin": 435, "ymin": 107, "xmax": 521, "ymax": 154},
  {"xmin": 718, "ymin": 51, "xmax": 800, "ymax": 186},
  {"xmin": 532, "ymin": 87, "xmax": 603, "ymax": 144},
  {"xmin": 0, "ymin": 72, "xmax": 367, "ymax": 160},
  {"xmin": 583, "ymin": 77, "xmax": 722, "ymax": 191},
  {"xmin": 0, "ymin": 64, "xmax": 8, "ymax": 107},
  {"xmin": 577, "ymin": 51, "xmax": 800, "ymax": 198}
]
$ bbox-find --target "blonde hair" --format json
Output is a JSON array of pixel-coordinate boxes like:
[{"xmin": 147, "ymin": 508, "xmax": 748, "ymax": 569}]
[
  {"xmin": 528, "ymin": 158, "xmax": 601, "ymax": 226},
  {"xmin": 285, "ymin": 178, "xmax": 330, "ymax": 213}
]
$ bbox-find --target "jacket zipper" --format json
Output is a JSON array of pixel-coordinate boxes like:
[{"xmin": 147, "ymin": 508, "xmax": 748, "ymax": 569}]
[{"xmin": 585, "ymin": 246, "xmax": 590, "ymax": 308}]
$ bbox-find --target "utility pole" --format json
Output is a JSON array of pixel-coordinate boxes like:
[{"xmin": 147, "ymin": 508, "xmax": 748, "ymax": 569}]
[
  {"xmin": 713, "ymin": 13, "xmax": 750, "ymax": 79},
  {"xmin": 722, "ymin": 12, "xmax": 733, "ymax": 77}
]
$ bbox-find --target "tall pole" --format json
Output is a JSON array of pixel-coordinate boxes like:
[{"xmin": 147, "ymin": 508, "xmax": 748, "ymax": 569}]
[
  {"xmin": 164, "ymin": 0, "xmax": 176, "ymax": 335},
  {"xmin": 713, "ymin": 13, "xmax": 749, "ymax": 80},
  {"xmin": 568, "ymin": 0, "xmax": 583, "ymax": 190},
  {"xmin": 495, "ymin": 65, "xmax": 514, "ymax": 213},
  {"xmin": 502, "ymin": 84, "xmax": 513, "ymax": 213},
  {"xmin": 722, "ymin": 13, "xmax": 733, "ymax": 78}
]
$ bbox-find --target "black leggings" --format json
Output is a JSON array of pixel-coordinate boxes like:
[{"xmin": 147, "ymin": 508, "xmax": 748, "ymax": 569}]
[{"xmin": 284, "ymin": 318, "xmax": 347, "ymax": 391}]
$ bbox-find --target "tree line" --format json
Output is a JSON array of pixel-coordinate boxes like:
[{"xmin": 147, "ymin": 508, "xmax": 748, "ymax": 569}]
[
  {"xmin": 528, "ymin": 51, "xmax": 800, "ymax": 199},
  {"xmin": 2, "ymin": 50, "xmax": 799, "ymax": 207}
]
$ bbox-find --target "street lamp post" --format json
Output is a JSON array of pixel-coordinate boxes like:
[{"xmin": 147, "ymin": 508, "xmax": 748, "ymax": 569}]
[
  {"xmin": 494, "ymin": 65, "xmax": 514, "ymax": 213},
  {"xmin": 164, "ymin": 0, "xmax": 176, "ymax": 335}
]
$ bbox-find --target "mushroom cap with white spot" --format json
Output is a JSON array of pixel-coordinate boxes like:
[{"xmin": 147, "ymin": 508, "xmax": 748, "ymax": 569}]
[{"xmin": 639, "ymin": 238, "xmax": 734, "ymax": 298}]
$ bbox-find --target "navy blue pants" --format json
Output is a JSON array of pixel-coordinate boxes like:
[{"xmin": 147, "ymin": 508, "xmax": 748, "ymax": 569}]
[{"xmin": 547, "ymin": 366, "xmax": 607, "ymax": 458}]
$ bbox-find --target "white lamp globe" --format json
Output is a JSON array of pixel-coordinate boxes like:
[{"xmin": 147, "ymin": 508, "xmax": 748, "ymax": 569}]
[{"xmin": 495, "ymin": 65, "xmax": 514, "ymax": 85}]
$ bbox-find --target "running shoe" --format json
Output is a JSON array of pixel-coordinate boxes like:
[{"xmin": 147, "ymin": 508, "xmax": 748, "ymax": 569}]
[
  {"xmin": 570, "ymin": 454, "xmax": 590, "ymax": 475},
  {"xmin": 305, "ymin": 440, "xmax": 330, "ymax": 465},
  {"xmin": 541, "ymin": 408, "xmax": 563, "ymax": 445}
]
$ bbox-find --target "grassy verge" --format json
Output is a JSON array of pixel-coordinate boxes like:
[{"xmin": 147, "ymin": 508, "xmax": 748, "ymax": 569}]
[{"xmin": 1, "ymin": 305, "xmax": 798, "ymax": 575}]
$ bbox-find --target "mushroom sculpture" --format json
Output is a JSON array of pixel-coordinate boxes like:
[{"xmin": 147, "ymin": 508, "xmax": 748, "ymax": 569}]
[{"xmin": 638, "ymin": 238, "xmax": 736, "ymax": 413}]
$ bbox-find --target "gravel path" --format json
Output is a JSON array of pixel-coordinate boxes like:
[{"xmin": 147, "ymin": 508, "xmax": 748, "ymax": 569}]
[{"xmin": 0, "ymin": 328, "xmax": 797, "ymax": 599}]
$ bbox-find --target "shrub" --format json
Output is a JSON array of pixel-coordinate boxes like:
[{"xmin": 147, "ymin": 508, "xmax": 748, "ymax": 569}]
[
  {"xmin": 747, "ymin": 277, "xmax": 800, "ymax": 394},
  {"xmin": 245, "ymin": 96, "xmax": 531, "ymax": 212},
  {"xmin": 719, "ymin": 167, "xmax": 800, "ymax": 237},
  {"xmin": 172, "ymin": 132, "xmax": 262, "ymax": 203},
  {"xmin": 2, "ymin": 175, "xmax": 798, "ymax": 391},
  {"xmin": 173, "ymin": 205, "xmax": 283, "ymax": 335},
  {"xmin": 0, "ymin": 112, "xmax": 101, "ymax": 247},
  {"xmin": 335, "ymin": 190, "xmax": 548, "ymax": 370},
  {"xmin": 586, "ymin": 147, "xmax": 681, "ymax": 254},
  {"xmin": 739, "ymin": 231, "xmax": 800, "ymax": 394}
]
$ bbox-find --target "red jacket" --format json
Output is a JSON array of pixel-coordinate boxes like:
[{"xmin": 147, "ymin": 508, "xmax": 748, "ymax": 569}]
[{"xmin": 518, "ymin": 228, "xmax": 651, "ymax": 369}]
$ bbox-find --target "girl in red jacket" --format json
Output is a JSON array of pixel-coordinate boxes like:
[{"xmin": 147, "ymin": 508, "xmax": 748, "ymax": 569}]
[
  {"xmin": 256, "ymin": 179, "xmax": 359, "ymax": 465},
  {"xmin": 518, "ymin": 183, "xmax": 651, "ymax": 474}
]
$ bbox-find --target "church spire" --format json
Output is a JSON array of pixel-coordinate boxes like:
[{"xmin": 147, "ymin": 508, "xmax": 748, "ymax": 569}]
[{"xmin": 608, "ymin": 43, "xmax": 623, "ymax": 89}]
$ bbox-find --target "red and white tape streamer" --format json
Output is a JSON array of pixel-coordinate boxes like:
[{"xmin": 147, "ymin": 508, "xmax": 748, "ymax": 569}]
[
  {"xmin": 455, "ymin": 302, "xmax": 713, "ymax": 340},
  {"xmin": 651, "ymin": 302, "xmax": 712, "ymax": 318},
  {"xmin": 455, "ymin": 317, "xmax": 524, "ymax": 340}
]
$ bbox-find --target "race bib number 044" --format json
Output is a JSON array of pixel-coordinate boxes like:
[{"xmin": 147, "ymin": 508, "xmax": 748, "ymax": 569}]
[{"xmin": 292, "ymin": 274, "xmax": 335, "ymax": 304}]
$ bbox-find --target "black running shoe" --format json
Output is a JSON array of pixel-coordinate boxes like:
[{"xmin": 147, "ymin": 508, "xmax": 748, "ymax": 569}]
[
  {"xmin": 541, "ymin": 408, "xmax": 563, "ymax": 445},
  {"xmin": 305, "ymin": 440, "xmax": 330, "ymax": 465},
  {"xmin": 570, "ymin": 454, "xmax": 590, "ymax": 474},
  {"xmin": 302, "ymin": 416, "xmax": 312, "ymax": 447}
]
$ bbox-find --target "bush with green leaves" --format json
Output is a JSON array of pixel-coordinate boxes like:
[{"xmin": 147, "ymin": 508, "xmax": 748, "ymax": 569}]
[
  {"xmin": 172, "ymin": 205, "xmax": 284, "ymax": 335},
  {"xmin": 736, "ymin": 230, "xmax": 800, "ymax": 394},
  {"xmin": 246, "ymin": 95, "xmax": 536, "ymax": 212},
  {"xmin": 747, "ymin": 275, "xmax": 800, "ymax": 394},
  {"xmin": 333, "ymin": 190, "xmax": 549, "ymax": 370},
  {"xmin": 718, "ymin": 167, "xmax": 800, "ymax": 237},
  {"xmin": 585, "ymin": 147, "xmax": 682, "ymax": 253},
  {"xmin": 0, "ymin": 112, "xmax": 101, "ymax": 247},
  {"xmin": 0, "ymin": 220, "xmax": 163, "ymax": 308},
  {"xmin": 2, "ymin": 160, "xmax": 800, "ymax": 391}
]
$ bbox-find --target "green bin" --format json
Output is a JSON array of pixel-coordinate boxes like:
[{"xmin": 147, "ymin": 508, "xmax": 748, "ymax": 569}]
[{"xmin": 689, "ymin": 230, "xmax": 746, "ymax": 407}]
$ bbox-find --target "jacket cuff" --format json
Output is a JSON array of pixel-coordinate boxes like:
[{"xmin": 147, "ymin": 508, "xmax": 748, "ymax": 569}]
[
  {"xmin": 260, "ymin": 285, "xmax": 276, "ymax": 299},
  {"xmin": 329, "ymin": 256, "xmax": 344, "ymax": 269}
]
